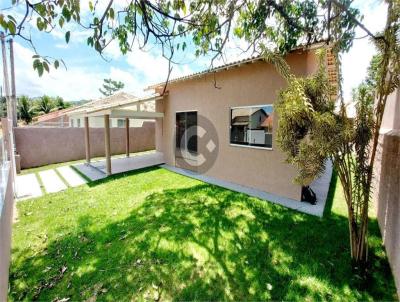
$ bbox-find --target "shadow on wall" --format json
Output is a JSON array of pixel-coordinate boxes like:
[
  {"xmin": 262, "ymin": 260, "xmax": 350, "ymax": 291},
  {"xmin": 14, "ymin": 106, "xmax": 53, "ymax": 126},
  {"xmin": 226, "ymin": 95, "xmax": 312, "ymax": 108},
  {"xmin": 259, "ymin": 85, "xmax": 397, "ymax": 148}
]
[
  {"xmin": 8, "ymin": 167, "xmax": 397, "ymax": 301},
  {"xmin": 376, "ymin": 130, "xmax": 400, "ymax": 297},
  {"xmin": 14, "ymin": 121, "xmax": 155, "ymax": 169}
]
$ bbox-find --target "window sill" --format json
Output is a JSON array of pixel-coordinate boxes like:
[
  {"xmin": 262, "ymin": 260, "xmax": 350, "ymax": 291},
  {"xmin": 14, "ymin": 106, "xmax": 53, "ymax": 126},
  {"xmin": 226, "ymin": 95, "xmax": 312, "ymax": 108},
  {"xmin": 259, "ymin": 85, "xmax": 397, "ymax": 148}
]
[{"xmin": 229, "ymin": 143, "xmax": 273, "ymax": 151}]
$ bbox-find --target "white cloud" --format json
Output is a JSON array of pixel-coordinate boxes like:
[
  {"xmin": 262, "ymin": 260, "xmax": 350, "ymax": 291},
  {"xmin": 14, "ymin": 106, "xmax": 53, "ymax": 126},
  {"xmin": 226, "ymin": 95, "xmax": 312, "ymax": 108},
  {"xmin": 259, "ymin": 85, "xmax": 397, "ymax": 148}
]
[
  {"xmin": 125, "ymin": 47, "xmax": 194, "ymax": 85},
  {"xmin": 13, "ymin": 42, "xmax": 106, "ymax": 101},
  {"xmin": 109, "ymin": 66, "xmax": 143, "ymax": 94},
  {"xmin": 11, "ymin": 42, "xmax": 194, "ymax": 101}
]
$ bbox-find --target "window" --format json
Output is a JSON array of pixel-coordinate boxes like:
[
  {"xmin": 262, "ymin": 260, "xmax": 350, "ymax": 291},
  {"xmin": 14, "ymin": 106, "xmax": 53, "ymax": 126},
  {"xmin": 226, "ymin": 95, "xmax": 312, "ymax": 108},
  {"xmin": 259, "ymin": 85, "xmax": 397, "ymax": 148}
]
[
  {"xmin": 117, "ymin": 119, "xmax": 126, "ymax": 128},
  {"xmin": 77, "ymin": 118, "xmax": 81, "ymax": 128},
  {"xmin": 71, "ymin": 119, "xmax": 74, "ymax": 127},
  {"xmin": 230, "ymin": 105, "xmax": 273, "ymax": 148},
  {"xmin": 176, "ymin": 112, "xmax": 197, "ymax": 155}
]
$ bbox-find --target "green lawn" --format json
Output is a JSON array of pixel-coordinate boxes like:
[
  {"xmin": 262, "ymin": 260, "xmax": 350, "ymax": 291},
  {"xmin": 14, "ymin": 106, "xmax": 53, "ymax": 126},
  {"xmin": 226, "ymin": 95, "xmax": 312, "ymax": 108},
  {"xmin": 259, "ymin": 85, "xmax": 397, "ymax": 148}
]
[{"xmin": 10, "ymin": 167, "xmax": 397, "ymax": 301}]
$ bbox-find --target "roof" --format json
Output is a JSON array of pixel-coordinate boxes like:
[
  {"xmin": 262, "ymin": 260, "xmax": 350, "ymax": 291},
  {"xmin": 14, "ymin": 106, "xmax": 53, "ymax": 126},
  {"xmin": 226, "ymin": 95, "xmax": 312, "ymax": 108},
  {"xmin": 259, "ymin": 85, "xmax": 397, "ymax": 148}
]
[
  {"xmin": 260, "ymin": 115, "xmax": 273, "ymax": 128},
  {"xmin": 67, "ymin": 92, "xmax": 161, "ymax": 117},
  {"xmin": 148, "ymin": 42, "xmax": 326, "ymax": 90},
  {"xmin": 36, "ymin": 107, "xmax": 75, "ymax": 122}
]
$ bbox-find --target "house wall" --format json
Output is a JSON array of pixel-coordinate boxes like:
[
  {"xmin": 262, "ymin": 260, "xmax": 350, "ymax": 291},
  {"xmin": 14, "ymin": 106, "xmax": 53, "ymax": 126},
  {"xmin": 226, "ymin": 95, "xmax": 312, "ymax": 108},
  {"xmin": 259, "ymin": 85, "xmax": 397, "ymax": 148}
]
[
  {"xmin": 0, "ymin": 118, "xmax": 15, "ymax": 302},
  {"xmin": 156, "ymin": 49, "xmax": 319, "ymax": 201},
  {"xmin": 381, "ymin": 88, "xmax": 400, "ymax": 131},
  {"xmin": 15, "ymin": 121, "xmax": 155, "ymax": 169},
  {"xmin": 373, "ymin": 88, "xmax": 400, "ymax": 298},
  {"xmin": 0, "ymin": 166, "xmax": 14, "ymax": 302},
  {"xmin": 69, "ymin": 117, "xmax": 147, "ymax": 128},
  {"xmin": 35, "ymin": 114, "xmax": 69, "ymax": 127}
]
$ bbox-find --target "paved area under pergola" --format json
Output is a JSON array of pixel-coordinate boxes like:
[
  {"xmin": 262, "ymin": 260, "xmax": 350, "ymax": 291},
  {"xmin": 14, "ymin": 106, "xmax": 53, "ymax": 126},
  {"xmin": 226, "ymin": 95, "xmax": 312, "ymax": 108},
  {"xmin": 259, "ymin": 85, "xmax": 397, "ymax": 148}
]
[
  {"xmin": 67, "ymin": 92, "xmax": 164, "ymax": 176},
  {"xmin": 74, "ymin": 151, "xmax": 164, "ymax": 181}
]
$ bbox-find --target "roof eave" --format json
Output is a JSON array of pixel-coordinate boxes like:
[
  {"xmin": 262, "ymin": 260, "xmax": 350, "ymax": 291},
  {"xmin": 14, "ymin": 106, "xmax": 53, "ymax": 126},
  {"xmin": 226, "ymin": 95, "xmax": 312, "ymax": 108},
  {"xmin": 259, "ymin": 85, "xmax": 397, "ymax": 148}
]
[{"xmin": 146, "ymin": 42, "xmax": 327, "ymax": 91}]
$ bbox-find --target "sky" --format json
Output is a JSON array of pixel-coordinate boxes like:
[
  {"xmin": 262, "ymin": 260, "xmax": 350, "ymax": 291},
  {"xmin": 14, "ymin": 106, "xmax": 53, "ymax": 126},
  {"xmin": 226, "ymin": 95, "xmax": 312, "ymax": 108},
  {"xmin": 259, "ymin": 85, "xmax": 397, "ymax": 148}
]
[{"xmin": 0, "ymin": 0, "xmax": 388, "ymax": 102}]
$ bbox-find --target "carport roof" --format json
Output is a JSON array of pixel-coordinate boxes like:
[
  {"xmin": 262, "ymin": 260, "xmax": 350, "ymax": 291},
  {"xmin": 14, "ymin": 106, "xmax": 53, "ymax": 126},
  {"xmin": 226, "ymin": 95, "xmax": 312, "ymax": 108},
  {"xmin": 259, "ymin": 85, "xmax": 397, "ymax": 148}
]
[{"xmin": 67, "ymin": 92, "xmax": 164, "ymax": 118}]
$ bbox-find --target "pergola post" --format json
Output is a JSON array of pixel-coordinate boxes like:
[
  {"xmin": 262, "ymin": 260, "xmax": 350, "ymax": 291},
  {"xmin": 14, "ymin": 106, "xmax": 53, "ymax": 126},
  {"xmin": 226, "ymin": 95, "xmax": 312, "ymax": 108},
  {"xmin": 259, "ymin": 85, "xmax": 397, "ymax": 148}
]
[
  {"xmin": 125, "ymin": 117, "xmax": 130, "ymax": 157},
  {"xmin": 104, "ymin": 114, "xmax": 111, "ymax": 175},
  {"xmin": 84, "ymin": 116, "xmax": 90, "ymax": 164}
]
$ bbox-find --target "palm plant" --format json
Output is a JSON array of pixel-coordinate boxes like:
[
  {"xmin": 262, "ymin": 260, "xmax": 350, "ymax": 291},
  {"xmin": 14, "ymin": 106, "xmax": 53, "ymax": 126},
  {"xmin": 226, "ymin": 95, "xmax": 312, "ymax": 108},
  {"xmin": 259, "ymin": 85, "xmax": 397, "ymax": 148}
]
[
  {"xmin": 54, "ymin": 96, "xmax": 71, "ymax": 110},
  {"xmin": 18, "ymin": 95, "xmax": 35, "ymax": 124},
  {"xmin": 38, "ymin": 95, "xmax": 54, "ymax": 114}
]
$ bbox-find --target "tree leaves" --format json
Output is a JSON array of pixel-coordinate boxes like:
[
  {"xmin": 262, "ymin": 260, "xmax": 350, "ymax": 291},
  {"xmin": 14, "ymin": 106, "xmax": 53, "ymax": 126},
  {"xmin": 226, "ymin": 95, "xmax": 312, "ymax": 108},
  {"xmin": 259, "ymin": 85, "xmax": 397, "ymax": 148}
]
[
  {"xmin": 33, "ymin": 59, "xmax": 44, "ymax": 77},
  {"xmin": 275, "ymin": 49, "xmax": 336, "ymax": 186},
  {"xmin": 99, "ymin": 78, "xmax": 125, "ymax": 96},
  {"xmin": 0, "ymin": 14, "xmax": 17, "ymax": 35},
  {"xmin": 65, "ymin": 31, "xmax": 71, "ymax": 43}
]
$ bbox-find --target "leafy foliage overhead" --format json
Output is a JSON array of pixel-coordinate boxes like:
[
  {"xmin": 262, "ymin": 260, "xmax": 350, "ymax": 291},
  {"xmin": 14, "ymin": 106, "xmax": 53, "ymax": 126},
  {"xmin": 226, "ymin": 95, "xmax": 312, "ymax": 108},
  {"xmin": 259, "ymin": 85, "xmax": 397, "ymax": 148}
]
[{"xmin": 0, "ymin": 0, "xmax": 364, "ymax": 76}]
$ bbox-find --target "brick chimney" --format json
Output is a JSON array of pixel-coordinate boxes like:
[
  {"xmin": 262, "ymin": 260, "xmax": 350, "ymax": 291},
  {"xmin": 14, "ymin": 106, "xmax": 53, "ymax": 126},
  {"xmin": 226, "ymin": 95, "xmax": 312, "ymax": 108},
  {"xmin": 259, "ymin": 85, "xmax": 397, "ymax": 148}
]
[{"xmin": 326, "ymin": 47, "xmax": 339, "ymax": 101}]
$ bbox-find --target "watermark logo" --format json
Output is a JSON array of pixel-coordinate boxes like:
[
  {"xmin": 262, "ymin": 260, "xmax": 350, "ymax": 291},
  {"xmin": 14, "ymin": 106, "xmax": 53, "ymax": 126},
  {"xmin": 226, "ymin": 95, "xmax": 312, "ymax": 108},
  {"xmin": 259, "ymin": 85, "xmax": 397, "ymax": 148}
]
[{"xmin": 177, "ymin": 114, "xmax": 219, "ymax": 174}]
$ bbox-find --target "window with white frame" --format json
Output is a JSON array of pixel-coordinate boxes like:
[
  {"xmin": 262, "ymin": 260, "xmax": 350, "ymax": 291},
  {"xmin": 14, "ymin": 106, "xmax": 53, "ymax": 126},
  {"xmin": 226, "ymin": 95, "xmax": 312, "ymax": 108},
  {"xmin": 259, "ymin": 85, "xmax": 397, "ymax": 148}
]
[
  {"xmin": 230, "ymin": 105, "xmax": 273, "ymax": 148},
  {"xmin": 117, "ymin": 119, "xmax": 126, "ymax": 128}
]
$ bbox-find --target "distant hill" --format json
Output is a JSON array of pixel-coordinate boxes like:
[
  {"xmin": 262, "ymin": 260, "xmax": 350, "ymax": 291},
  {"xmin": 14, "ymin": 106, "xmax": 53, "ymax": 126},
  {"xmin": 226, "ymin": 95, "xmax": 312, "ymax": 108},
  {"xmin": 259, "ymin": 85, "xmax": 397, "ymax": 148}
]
[{"xmin": 71, "ymin": 99, "xmax": 92, "ymax": 107}]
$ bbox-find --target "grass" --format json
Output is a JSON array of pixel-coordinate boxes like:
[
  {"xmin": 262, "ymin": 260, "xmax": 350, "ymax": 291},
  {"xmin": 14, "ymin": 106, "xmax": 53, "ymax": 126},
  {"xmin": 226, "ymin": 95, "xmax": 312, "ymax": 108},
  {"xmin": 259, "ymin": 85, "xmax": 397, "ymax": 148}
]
[{"xmin": 10, "ymin": 167, "xmax": 398, "ymax": 301}]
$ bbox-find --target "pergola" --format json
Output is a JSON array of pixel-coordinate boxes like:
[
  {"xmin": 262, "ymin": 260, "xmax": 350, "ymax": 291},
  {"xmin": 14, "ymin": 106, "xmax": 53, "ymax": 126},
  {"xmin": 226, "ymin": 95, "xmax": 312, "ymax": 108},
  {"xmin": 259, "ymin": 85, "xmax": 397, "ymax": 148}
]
[{"xmin": 68, "ymin": 93, "xmax": 164, "ymax": 176}]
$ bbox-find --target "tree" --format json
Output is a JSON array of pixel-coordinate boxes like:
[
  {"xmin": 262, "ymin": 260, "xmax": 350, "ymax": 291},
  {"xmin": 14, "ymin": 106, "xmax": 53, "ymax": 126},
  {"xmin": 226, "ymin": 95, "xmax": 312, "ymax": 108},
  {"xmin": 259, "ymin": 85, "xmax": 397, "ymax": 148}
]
[
  {"xmin": 99, "ymin": 78, "xmax": 124, "ymax": 97},
  {"xmin": 37, "ymin": 95, "xmax": 54, "ymax": 114},
  {"xmin": 54, "ymin": 96, "xmax": 71, "ymax": 110},
  {"xmin": 274, "ymin": 1, "xmax": 399, "ymax": 268},
  {"xmin": 0, "ymin": 95, "xmax": 6, "ymax": 118},
  {"xmin": 18, "ymin": 95, "xmax": 35, "ymax": 124},
  {"xmin": 0, "ymin": 1, "xmax": 360, "ymax": 80}
]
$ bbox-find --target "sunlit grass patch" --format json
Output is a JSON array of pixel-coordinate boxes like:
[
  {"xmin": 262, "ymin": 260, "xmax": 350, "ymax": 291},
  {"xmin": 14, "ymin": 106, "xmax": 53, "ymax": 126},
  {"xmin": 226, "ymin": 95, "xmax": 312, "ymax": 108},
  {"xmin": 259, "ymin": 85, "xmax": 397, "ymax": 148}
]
[{"xmin": 9, "ymin": 167, "xmax": 397, "ymax": 301}]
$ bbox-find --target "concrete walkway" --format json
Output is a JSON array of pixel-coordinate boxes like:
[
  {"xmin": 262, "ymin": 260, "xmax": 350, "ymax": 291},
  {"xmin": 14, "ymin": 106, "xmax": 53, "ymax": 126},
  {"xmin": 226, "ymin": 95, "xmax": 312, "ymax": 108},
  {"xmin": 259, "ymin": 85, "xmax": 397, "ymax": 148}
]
[
  {"xmin": 16, "ymin": 166, "xmax": 87, "ymax": 200},
  {"xmin": 163, "ymin": 160, "xmax": 333, "ymax": 217},
  {"xmin": 57, "ymin": 166, "xmax": 87, "ymax": 187},
  {"xmin": 39, "ymin": 170, "xmax": 67, "ymax": 193},
  {"xmin": 16, "ymin": 174, "xmax": 43, "ymax": 200}
]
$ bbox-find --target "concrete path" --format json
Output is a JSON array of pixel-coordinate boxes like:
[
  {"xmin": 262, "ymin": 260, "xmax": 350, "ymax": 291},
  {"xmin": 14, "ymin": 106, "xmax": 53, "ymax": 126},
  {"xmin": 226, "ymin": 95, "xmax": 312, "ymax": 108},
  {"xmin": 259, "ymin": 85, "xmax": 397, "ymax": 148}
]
[
  {"xmin": 16, "ymin": 174, "xmax": 43, "ymax": 200},
  {"xmin": 16, "ymin": 166, "xmax": 89, "ymax": 200},
  {"xmin": 57, "ymin": 166, "xmax": 87, "ymax": 187},
  {"xmin": 163, "ymin": 160, "xmax": 333, "ymax": 217},
  {"xmin": 39, "ymin": 170, "xmax": 67, "ymax": 193}
]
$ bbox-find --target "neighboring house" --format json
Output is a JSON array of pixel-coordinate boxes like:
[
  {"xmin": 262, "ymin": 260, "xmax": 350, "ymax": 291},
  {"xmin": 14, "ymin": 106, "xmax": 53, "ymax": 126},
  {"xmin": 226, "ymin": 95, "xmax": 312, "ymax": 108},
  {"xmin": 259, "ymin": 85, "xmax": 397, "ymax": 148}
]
[
  {"xmin": 69, "ymin": 92, "xmax": 155, "ymax": 128},
  {"xmin": 148, "ymin": 43, "xmax": 337, "ymax": 201},
  {"xmin": 33, "ymin": 107, "xmax": 75, "ymax": 127}
]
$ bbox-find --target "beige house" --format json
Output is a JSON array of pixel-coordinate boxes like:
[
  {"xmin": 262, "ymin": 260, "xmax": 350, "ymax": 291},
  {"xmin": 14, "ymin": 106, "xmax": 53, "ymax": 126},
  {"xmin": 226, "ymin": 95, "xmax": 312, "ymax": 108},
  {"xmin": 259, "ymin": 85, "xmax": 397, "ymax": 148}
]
[
  {"xmin": 149, "ymin": 44, "xmax": 334, "ymax": 202},
  {"xmin": 33, "ymin": 107, "xmax": 74, "ymax": 127},
  {"xmin": 68, "ymin": 44, "xmax": 334, "ymax": 203},
  {"xmin": 69, "ymin": 92, "xmax": 155, "ymax": 128}
]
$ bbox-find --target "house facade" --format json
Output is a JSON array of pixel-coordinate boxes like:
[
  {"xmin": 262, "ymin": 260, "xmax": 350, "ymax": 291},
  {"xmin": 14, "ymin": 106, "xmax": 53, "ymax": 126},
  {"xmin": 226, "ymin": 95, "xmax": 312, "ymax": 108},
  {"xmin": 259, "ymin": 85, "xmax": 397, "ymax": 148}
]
[
  {"xmin": 151, "ymin": 46, "xmax": 328, "ymax": 201},
  {"xmin": 33, "ymin": 107, "xmax": 74, "ymax": 127},
  {"xmin": 68, "ymin": 92, "xmax": 155, "ymax": 128},
  {"xmin": 69, "ymin": 116, "xmax": 147, "ymax": 128}
]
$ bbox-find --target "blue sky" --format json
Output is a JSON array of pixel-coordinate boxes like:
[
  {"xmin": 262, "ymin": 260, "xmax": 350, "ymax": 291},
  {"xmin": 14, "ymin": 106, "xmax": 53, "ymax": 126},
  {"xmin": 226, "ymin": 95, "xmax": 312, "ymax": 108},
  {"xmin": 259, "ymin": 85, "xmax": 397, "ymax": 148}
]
[{"xmin": 0, "ymin": 0, "xmax": 388, "ymax": 102}]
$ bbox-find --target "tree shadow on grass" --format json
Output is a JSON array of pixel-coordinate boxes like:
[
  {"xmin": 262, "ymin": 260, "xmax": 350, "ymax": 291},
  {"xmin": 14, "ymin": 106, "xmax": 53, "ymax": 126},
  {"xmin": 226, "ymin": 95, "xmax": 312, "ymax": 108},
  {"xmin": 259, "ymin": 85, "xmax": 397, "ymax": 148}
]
[{"xmin": 9, "ymin": 177, "xmax": 397, "ymax": 301}]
